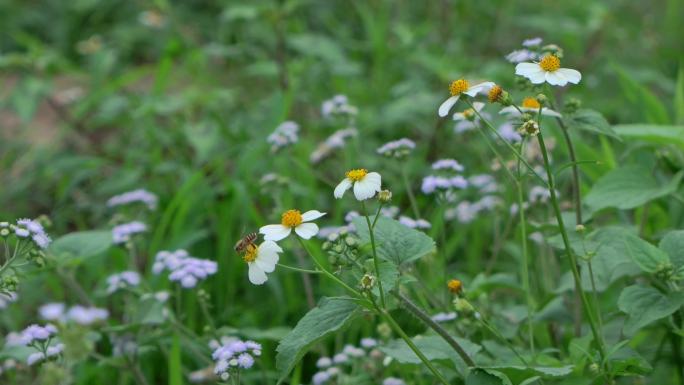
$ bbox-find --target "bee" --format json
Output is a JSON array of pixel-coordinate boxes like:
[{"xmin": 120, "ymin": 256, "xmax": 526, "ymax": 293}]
[{"xmin": 234, "ymin": 232, "xmax": 258, "ymax": 253}]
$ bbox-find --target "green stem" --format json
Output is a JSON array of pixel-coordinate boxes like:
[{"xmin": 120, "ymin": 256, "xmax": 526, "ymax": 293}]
[
  {"xmin": 369, "ymin": 296, "xmax": 450, "ymax": 385},
  {"xmin": 536, "ymin": 131, "xmax": 606, "ymax": 362},
  {"xmin": 392, "ymin": 291, "xmax": 475, "ymax": 367},
  {"xmin": 516, "ymin": 169, "xmax": 535, "ymax": 356},
  {"xmin": 361, "ymin": 201, "xmax": 386, "ymax": 308},
  {"xmin": 401, "ymin": 167, "xmax": 421, "ymax": 219},
  {"xmin": 277, "ymin": 263, "xmax": 322, "ymax": 274}
]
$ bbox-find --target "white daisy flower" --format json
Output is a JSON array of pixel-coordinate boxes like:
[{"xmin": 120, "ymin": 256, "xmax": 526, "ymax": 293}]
[
  {"xmin": 260, "ymin": 210, "xmax": 326, "ymax": 241},
  {"xmin": 499, "ymin": 97, "xmax": 562, "ymax": 118},
  {"xmin": 334, "ymin": 169, "xmax": 382, "ymax": 201},
  {"xmin": 438, "ymin": 79, "xmax": 495, "ymax": 117},
  {"xmin": 242, "ymin": 241, "xmax": 283, "ymax": 285},
  {"xmin": 452, "ymin": 102, "xmax": 485, "ymax": 121},
  {"xmin": 515, "ymin": 55, "xmax": 581, "ymax": 86}
]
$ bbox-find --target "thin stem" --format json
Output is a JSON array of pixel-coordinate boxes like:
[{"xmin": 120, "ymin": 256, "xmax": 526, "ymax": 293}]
[
  {"xmin": 536, "ymin": 131, "xmax": 606, "ymax": 362},
  {"xmin": 361, "ymin": 201, "xmax": 386, "ymax": 308},
  {"xmin": 586, "ymin": 261, "xmax": 604, "ymax": 332},
  {"xmin": 401, "ymin": 167, "xmax": 421, "ymax": 219},
  {"xmin": 277, "ymin": 263, "xmax": 322, "ymax": 274},
  {"xmin": 517, "ymin": 169, "xmax": 535, "ymax": 356},
  {"xmin": 473, "ymin": 306, "xmax": 529, "ymax": 366},
  {"xmin": 393, "ymin": 291, "xmax": 475, "ymax": 367},
  {"xmin": 198, "ymin": 297, "xmax": 220, "ymax": 340},
  {"xmin": 465, "ymin": 99, "xmax": 546, "ymax": 185},
  {"xmin": 369, "ymin": 295, "xmax": 450, "ymax": 385}
]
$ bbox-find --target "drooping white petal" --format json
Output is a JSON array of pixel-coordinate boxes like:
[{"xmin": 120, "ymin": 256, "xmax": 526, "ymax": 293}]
[
  {"xmin": 452, "ymin": 112, "xmax": 466, "ymax": 121},
  {"xmin": 255, "ymin": 254, "xmax": 278, "ymax": 273},
  {"xmin": 545, "ymin": 71, "xmax": 567, "ymax": 86},
  {"xmin": 259, "ymin": 240, "xmax": 283, "ymax": 253},
  {"xmin": 438, "ymin": 96, "xmax": 460, "ymax": 117},
  {"xmin": 353, "ymin": 172, "xmax": 382, "ymax": 201},
  {"xmin": 294, "ymin": 223, "xmax": 319, "ymax": 239},
  {"xmin": 334, "ymin": 178, "xmax": 353, "ymax": 199},
  {"xmin": 498, "ymin": 106, "xmax": 520, "ymax": 116},
  {"xmin": 464, "ymin": 82, "xmax": 495, "ymax": 97},
  {"xmin": 557, "ymin": 68, "xmax": 581, "ymax": 84},
  {"xmin": 259, "ymin": 224, "xmax": 292, "ymax": 241},
  {"xmin": 248, "ymin": 264, "xmax": 268, "ymax": 285},
  {"xmin": 541, "ymin": 108, "xmax": 562, "ymax": 118},
  {"xmin": 301, "ymin": 210, "xmax": 326, "ymax": 222},
  {"xmin": 256, "ymin": 242, "xmax": 280, "ymax": 273}
]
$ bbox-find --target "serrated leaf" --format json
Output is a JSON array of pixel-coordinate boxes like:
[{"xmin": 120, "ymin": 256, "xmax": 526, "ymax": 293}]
[
  {"xmin": 276, "ymin": 298, "xmax": 360, "ymax": 382},
  {"xmin": 48, "ymin": 230, "xmax": 113, "ymax": 263},
  {"xmin": 379, "ymin": 335, "xmax": 480, "ymax": 368},
  {"xmin": 564, "ymin": 109, "xmax": 620, "ymax": 140},
  {"xmin": 659, "ymin": 230, "xmax": 684, "ymax": 269},
  {"xmin": 617, "ymin": 285, "xmax": 684, "ymax": 335},
  {"xmin": 353, "ymin": 216, "xmax": 436, "ymax": 266},
  {"xmin": 585, "ymin": 165, "xmax": 683, "ymax": 211},
  {"xmin": 623, "ymin": 235, "xmax": 671, "ymax": 273}
]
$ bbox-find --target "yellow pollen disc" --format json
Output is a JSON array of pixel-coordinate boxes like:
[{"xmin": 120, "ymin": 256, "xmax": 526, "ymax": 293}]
[
  {"xmin": 447, "ymin": 279, "xmax": 463, "ymax": 294},
  {"xmin": 539, "ymin": 55, "xmax": 560, "ymax": 72},
  {"xmin": 345, "ymin": 169, "xmax": 368, "ymax": 182},
  {"xmin": 449, "ymin": 79, "xmax": 469, "ymax": 96},
  {"xmin": 242, "ymin": 244, "xmax": 258, "ymax": 263},
  {"xmin": 281, "ymin": 209, "xmax": 303, "ymax": 228},
  {"xmin": 488, "ymin": 85, "xmax": 502, "ymax": 103},
  {"xmin": 462, "ymin": 109, "xmax": 475, "ymax": 118},
  {"xmin": 522, "ymin": 97, "xmax": 541, "ymax": 109}
]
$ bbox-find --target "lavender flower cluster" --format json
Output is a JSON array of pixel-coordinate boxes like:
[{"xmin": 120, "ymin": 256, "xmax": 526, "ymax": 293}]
[
  {"xmin": 5, "ymin": 324, "xmax": 58, "ymax": 347},
  {"xmin": 152, "ymin": 250, "xmax": 217, "ymax": 288},
  {"xmin": 376, "ymin": 138, "xmax": 416, "ymax": 158},
  {"xmin": 321, "ymin": 95, "xmax": 358, "ymax": 118},
  {"xmin": 112, "ymin": 221, "xmax": 147, "ymax": 244},
  {"xmin": 210, "ymin": 338, "xmax": 262, "ymax": 381},
  {"xmin": 10, "ymin": 218, "xmax": 52, "ymax": 249},
  {"xmin": 106, "ymin": 271, "xmax": 141, "ymax": 294},
  {"xmin": 505, "ymin": 37, "xmax": 543, "ymax": 63},
  {"xmin": 39, "ymin": 303, "xmax": 109, "ymax": 325},
  {"xmin": 421, "ymin": 158, "xmax": 469, "ymax": 194},
  {"xmin": 107, "ymin": 189, "xmax": 158, "ymax": 210},
  {"xmin": 27, "ymin": 343, "xmax": 64, "ymax": 366},
  {"xmin": 310, "ymin": 128, "xmax": 358, "ymax": 163},
  {"xmin": 267, "ymin": 121, "xmax": 300, "ymax": 152}
]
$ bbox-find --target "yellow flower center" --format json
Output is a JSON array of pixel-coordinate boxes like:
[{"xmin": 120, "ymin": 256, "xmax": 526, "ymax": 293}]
[
  {"xmin": 462, "ymin": 108, "xmax": 475, "ymax": 118},
  {"xmin": 281, "ymin": 209, "xmax": 303, "ymax": 228},
  {"xmin": 539, "ymin": 55, "xmax": 560, "ymax": 72},
  {"xmin": 449, "ymin": 79, "xmax": 469, "ymax": 96},
  {"xmin": 242, "ymin": 243, "xmax": 258, "ymax": 263},
  {"xmin": 488, "ymin": 85, "xmax": 502, "ymax": 103},
  {"xmin": 522, "ymin": 97, "xmax": 541, "ymax": 109},
  {"xmin": 447, "ymin": 279, "xmax": 463, "ymax": 294},
  {"xmin": 345, "ymin": 169, "xmax": 368, "ymax": 182}
]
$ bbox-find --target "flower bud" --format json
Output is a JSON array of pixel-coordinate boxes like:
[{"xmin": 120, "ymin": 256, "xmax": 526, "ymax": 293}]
[
  {"xmin": 575, "ymin": 224, "xmax": 586, "ymax": 233},
  {"xmin": 344, "ymin": 236, "xmax": 357, "ymax": 248},
  {"xmin": 453, "ymin": 298, "xmax": 474, "ymax": 314},
  {"xmin": 447, "ymin": 279, "xmax": 463, "ymax": 294},
  {"xmin": 520, "ymin": 120, "xmax": 540, "ymax": 136},
  {"xmin": 377, "ymin": 322, "xmax": 392, "ymax": 339},
  {"xmin": 377, "ymin": 190, "xmax": 392, "ymax": 203},
  {"xmin": 360, "ymin": 274, "xmax": 376, "ymax": 290},
  {"xmin": 0, "ymin": 229, "xmax": 8, "ymax": 237},
  {"xmin": 535, "ymin": 93, "xmax": 548, "ymax": 106}
]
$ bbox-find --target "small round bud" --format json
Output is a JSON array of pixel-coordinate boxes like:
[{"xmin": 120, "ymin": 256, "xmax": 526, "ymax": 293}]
[
  {"xmin": 519, "ymin": 120, "xmax": 540, "ymax": 136},
  {"xmin": 332, "ymin": 244, "xmax": 344, "ymax": 254},
  {"xmin": 220, "ymin": 372, "xmax": 230, "ymax": 381},
  {"xmin": 588, "ymin": 363, "xmax": 600, "ymax": 374},
  {"xmin": 344, "ymin": 236, "xmax": 357, "ymax": 248},
  {"xmin": 453, "ymin": 298, "xmax": 474, "ymax": 314},
  {"xmin": 328, "ymin": 255, "xmax": 338, "ymax": 265},
  {"xmin": 535, "ymin": 93, "xmax": 548, "ymax": 106},
  {"xmin": 377, "ymin": 322, "xmax": 392, "ymax": 339},
  {"xmin": 322, "ymin": 241, "xmax": 332, "ymax": 251},
  {"xmin": 0, "ymin": 229, "xmax": 9, "ymax": 237},
  {"xmin": 360, "ymin": 274, "xmax": 376, "ymax": 290},
  {"xmin": 378, "ymin": 190, "xmax": 392, "ymax": 203},
  {"xmin": 447, "ymin": 279, "xmax": 463, "ymax": 294},
  {"xmin": 575, "ymin": 224, "xmax": 586, "ymax": 233}
]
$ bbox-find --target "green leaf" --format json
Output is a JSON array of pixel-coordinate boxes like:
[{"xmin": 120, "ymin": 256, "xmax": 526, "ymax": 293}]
[
  {"xmin": 564, "ymin": 109, "xmax": 620, "ymax": 140},
  {"xmin": 607, "ymin": 346, "xmax": 653, "ymax": 376},
  {"xmin": 379, "ymin": 335, "xmax": 481, "ymax": 369},
  {"xmin": 613, "ymin": 124, "xmax": 684, "ymax": 149},
  {"xmin": 48, "ymin": 230, "xmax": 113, "ymax": 263},
  {"xmin": 481, "ymin": 365, "xmax": 574, "ymax": 379},
  {"xmin": 623, "ymin": 235, "xmax": 671, "ymax": 273},
  {"xmin": 584, "ymin": 165, "xmax": 683, "ymax": 211},
  {"xmin": 276, "ymin": 298, "xmax": 360, "ymax": 382},
  {"xmin": 580, "ymin": 227, "xmax": 642, "ymax": 291},
  {"xmin": 675, "ymin": 61, "xmax": 684, "ymax": 124},
  {"xmin": 169, "ymin": 333, "xmax": 182, "ymax": 385},
  {"xmin": 617, "ymin": 285, "xmax": 684, "ymax": 335},
  {"xmin": 132, "ymin": 297, "xmax": 168, "ymax": 325},
  {"xmin": 465, "ymin": 369, "xmax": 512, "ymax": 385},
  {"xmin": 659, "ymin": 230, "xmax": 684, "ymax": 269},
  {"xmin": 353, "ymin": 216, "xmax": 436, "ymax": 266}
]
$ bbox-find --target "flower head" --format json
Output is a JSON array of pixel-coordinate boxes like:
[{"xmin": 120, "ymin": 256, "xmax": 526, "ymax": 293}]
[
  {"xmin": 376, "ymin": 138, "xmax": 416, "ymax": 158},
  {"xmin": 107, "ymin": 189, "xmax": 158, "ymax": 210},
  {"xmin": 334, "ymin": 169, "xmax": 382, "ymax": 201},
  {"xmin": 499, "ymin": 97, "xmax": 562, "ymax": 118},
  {"xmin": 260, "ymin": 210, "xmax": 326, "ymax": 241},
  {"xmin": 240, "ymin": 241, "xmax": 283, "ymax": 285},
  {"xmin": 447, "ymin": 279, "xmax": 463, "ymax": 294},
  {"xmin": 438, "ymin": 80, "xmax": 495, "ymax": 117},
  {"xmin": 106, "ymin": 271, "xmax": 141, "ymax": 294},
  {"xmin": 112, "ymin": 221, "xmax": 147, "ymax": 244},
  {"xmin": 153, "ymin": 250, "xmax": 217, "ymax": 289},
  {"xmin": 16, "ymin": 218, "xmax": 52, "ymax": 249},
  {"xmin": 515, "ymin": 55, "xmax": 581, "ymax": 86},
  {"xmin": 267, "ymin": 121, "xmax": 300, "ymax": 152}
]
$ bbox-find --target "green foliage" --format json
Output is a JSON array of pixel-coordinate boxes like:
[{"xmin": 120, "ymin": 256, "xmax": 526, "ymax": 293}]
[
  {"xmin": 564, "ymin": 109, "xmax": 620, "ymax": 140},
  {"xmin": 353, "ymin": 216, "xmax": 436, "ymax": 266},
  {"xmin": 618, "ymin": 285, "xmax": 684, "ymax": 335},
  {"xmin": 48, "ymin": 230, "xmax": 113, "ymax": 264}
]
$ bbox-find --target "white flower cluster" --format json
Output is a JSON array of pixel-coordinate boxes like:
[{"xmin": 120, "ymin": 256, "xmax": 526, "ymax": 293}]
[
  {"xmin": 107, "ymin": 189, "xmax": 158, "ymax": 210},
  {"xmin": 267, "ymin": 121, "xmax": 300, "ymax": 152},
  {"xmin": 398, "ymin": 216, "xmax": 431, "ymax": 230},
  {"xmin": 112, "ymin": 221, "xmax": 147, "ymax": 244},
  {"xmin": 152, "ymin": 250, "xmax": 218, "ymax": 288},
  {"xmin": 321, "ymin": 95, "xmax": 357, "ymax": 118},
  {"xmin": 39, "ymin": 303, "xmax": 109, "ymax": 325},
  {"xmin": 421, "ymin": 159, "xmax": 469, "ymax": 194},
  {"xmin": 376, "ymin": 138, "xmax": 416, "ymax": 158},
  {"xmin": 106, "ymin": 271, "xmax": 141, "ymax": 294},
  {"xmin": 310, "ymin": 128, "xmax": 358, "ymax": 163},
  {"xmin": 505, "ymin": 37, "xmax": 543, "ymax": 63},
  {"xmin": 210, "ymin": 338, "xmax": 261, "ymax": 381},
  {"xmin": 311, "ymin": 338, "xmax": 390, "ymax": 385},
  {"xmin": 10, "ymin": 219, "xmax": 52, "ymax": 249}
]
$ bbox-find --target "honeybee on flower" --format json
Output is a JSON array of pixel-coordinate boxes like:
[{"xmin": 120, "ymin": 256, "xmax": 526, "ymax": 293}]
[
  {"xmin": 334, "ymin": 169, "xmax": 382, "ymax": 201},
  {"xmin": 260, "ymin": 210, "xmax": 326, "ymax": 241},
  {"xmin": 515, "ymin": 54, "xmax": 581, "ymax": 86},
  {"xmin": 239, "ymin": 240, "xmax": 283, "ymax": 285}
]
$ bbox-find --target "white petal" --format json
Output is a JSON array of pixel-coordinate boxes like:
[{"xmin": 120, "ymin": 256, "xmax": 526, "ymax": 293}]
[
  {"xmin": 438, "ymin": 96, "xmax": 459, "ymax": 117},
  {"xmin": 294, "ymin": 223, "xmax": 319, "ymax": 239},
  {"xmin": 452, "ymin": 112, "xmax": 465, "ymax": 121},
  {"xmin": 259, "ymin": 240, "xmax": 283, "ymax": 253},
  {"xmin": 353, "ymin": 175, "xmax": 381, "ymax": 201},
  {"xmin": 515, "ymin": 62, "xmax": 539, "ymax": 75},
  {"xmin": 334, "ymin": 178, "xmax": 353, "ymax": 199},
  {"xmin": 248, "ymin": 264, "xmax": 268, "ymax": 285},
  {"xmin": 557, "ymin": 68, "xmax": 581, "ymax": 84},
  {"xmin": 498, "ymin": 106, "xmax": 520, "ymax": 116},
  {"xmin": 255, "ymin": 248, "xmax": 278, "ymax": 272},
  {"xmin": 259, "ymin": 224, "xmax": 291, "ymax": 241},
  {"xmin": 464, "ymin": 82, "xmax": 494, "ymax": 97},
  {"xmin": 541, "ymin": 108, "xmax": 562, "ymax": 118},
  {"xmin": 301, "ymin": 210, "xmax": 326, "ymax": 222},
  {"xmin": 545, "ymin": 71, "xmax": 568, "ymax": 86}
]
